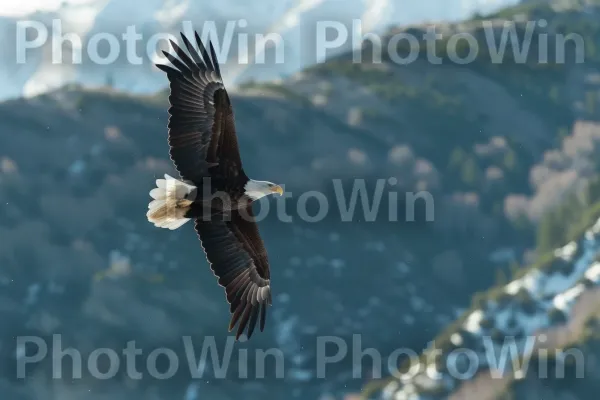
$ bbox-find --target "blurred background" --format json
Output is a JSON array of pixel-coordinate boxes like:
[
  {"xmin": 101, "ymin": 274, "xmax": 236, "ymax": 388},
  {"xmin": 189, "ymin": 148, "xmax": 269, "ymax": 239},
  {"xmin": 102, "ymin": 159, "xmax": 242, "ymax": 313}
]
[{"xmin": 3, "ymin": 0, "xmax": 600, "ymax": 399}]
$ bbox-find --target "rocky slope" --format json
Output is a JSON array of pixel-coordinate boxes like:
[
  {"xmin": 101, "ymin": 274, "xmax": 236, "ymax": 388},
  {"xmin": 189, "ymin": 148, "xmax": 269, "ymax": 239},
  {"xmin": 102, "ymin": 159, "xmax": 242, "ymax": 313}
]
[{"xmin": 373, "ymin": 205, "xmax": 600, "ymax": 400}]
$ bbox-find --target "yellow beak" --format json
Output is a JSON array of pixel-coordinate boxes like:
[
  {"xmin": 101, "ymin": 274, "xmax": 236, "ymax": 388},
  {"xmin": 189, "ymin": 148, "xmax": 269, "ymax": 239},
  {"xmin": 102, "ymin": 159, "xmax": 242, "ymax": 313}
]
[{"xmin": 270, "ymin": 185, "xmax": 284, "ymax": 196}]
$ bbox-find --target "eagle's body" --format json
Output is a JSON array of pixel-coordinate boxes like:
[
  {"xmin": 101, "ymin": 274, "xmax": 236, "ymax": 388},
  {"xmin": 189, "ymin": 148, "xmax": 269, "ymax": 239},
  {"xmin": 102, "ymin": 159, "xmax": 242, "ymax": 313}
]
[{"xmin": 147, "ymin": 32, "xmax": 282, "ymax": 340}]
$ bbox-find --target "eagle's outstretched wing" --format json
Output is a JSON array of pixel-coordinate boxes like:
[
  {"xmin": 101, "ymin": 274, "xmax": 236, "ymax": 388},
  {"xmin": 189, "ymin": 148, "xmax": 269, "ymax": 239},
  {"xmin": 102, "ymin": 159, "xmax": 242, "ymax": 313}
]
[
  {"xmin": 157, "ymin": 32, "xmax": 270, "ymax": 340},
  {"xmin": 195, "ymin": 205, "xmax": 272, "ymax": 340},
  {"xmin": 155, "ymin": 31, "xmax": 242, "ymax": 185}
]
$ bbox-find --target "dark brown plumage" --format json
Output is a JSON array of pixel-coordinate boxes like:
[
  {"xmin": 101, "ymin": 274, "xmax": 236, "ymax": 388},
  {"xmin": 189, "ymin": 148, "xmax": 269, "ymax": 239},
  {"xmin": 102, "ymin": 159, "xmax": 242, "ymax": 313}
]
[{"xmin": 153, "ymin": 31, "xmax": 275, "ymax": 340}]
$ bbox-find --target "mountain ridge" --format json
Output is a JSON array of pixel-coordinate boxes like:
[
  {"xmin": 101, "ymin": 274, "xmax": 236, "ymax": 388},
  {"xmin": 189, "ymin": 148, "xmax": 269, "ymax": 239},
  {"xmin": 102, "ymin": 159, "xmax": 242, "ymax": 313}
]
[
  {"xmin": 373, "ymin": 203, "xmax": 600, "ymax": 399},
  {"xmin": 0, "ymin": 0, "xmax": 519, "ymax": 100}
]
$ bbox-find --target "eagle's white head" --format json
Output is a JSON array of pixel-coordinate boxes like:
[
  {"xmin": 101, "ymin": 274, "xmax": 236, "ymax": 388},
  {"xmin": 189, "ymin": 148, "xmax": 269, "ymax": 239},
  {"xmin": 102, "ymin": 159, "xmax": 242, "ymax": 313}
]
[{"xmin": 244, "ymin": 179, "xmax": 284, "ymax": 201}]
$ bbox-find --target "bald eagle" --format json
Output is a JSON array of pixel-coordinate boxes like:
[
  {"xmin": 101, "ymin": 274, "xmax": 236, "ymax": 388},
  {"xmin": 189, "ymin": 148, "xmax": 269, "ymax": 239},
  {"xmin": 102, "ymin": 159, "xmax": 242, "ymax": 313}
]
[{"xmin": 147, "ymin": 32, "xmax": 283, "ymax": 340}]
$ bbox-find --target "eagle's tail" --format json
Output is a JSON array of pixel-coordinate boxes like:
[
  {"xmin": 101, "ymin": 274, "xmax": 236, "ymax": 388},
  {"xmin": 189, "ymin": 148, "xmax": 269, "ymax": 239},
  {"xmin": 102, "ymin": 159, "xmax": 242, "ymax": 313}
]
[{"xmin": 147, "ymin": 174, "xmax": 195, "ymax": 230}]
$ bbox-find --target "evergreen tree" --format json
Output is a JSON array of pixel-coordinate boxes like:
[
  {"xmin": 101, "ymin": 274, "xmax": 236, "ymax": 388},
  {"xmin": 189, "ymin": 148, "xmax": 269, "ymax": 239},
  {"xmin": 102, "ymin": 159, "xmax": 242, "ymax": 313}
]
[{"xmin": 460, "ymin": 156, "xmax": 481, "ymax": 187}]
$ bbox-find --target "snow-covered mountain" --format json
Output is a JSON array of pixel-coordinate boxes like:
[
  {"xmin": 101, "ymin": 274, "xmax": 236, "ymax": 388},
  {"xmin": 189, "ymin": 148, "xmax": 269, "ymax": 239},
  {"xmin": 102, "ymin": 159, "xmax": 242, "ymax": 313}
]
[
  {"xmin": 379, "ymin": 215, "xmax": 600, "ymax": 400},
  {"xmin": 0, "ymin": 0, "xmax": 519, "ymax": 101}
]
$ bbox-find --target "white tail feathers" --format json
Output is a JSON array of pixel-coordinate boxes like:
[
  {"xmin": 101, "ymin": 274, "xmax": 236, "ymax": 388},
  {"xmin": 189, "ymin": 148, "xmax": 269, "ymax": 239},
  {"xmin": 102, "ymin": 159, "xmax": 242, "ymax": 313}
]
[{"xmin": 147, "ymin": 174, "xmax": 196, "ymax": 230}]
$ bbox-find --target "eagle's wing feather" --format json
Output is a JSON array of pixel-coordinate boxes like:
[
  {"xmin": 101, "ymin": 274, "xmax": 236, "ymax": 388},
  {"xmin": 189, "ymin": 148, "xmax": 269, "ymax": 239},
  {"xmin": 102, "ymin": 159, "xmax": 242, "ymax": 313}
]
[
  {"xmin": 195, "ymin": 205, "xmax": 271, "ymax": 339},
  {"xmin": 155, "ymin": 32, "xmax": 240, "ymax": 184}
]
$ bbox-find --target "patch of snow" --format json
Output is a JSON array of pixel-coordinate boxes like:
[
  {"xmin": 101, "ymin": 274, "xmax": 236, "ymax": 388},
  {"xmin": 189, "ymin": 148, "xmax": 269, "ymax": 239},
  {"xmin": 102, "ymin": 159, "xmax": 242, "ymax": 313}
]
[
  {"xmin": 463, "ymin": 309, "xmax": 484, "ymax": 334},
  {"xmin": 553, "ymin": 284, "xmax": 585, "ymax": 312}
]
